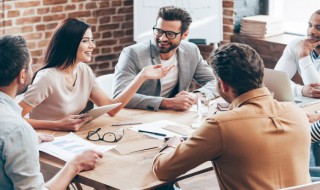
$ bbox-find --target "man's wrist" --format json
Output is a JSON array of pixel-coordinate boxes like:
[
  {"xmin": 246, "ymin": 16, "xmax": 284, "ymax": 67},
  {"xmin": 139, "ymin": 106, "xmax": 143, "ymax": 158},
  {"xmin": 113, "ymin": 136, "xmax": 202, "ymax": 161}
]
[
  {"xmin": 159, "ymin": 143, "xmax": 176, "ymax": 152},
  {"xmin": 160, "ymin": 98, "xmax": 170, "ymax": 109},
  {"xmin": 66, "ymin": 159, "xmax": 82, "ymax": 175}
]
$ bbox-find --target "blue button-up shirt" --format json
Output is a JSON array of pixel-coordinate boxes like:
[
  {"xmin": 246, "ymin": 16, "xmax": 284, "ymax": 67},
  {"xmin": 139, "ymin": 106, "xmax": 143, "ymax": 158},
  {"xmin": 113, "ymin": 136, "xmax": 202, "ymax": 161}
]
[{"xmin": 0, "ymin": 91, "xmax": 45, "ymax": 190}]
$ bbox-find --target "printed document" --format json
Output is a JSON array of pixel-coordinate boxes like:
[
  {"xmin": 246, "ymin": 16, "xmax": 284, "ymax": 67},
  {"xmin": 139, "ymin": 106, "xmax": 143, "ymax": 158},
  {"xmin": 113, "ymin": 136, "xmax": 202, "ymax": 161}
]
[{"xmin": 39, "ymin": 132, "xmax": 115, "ymax": 161}]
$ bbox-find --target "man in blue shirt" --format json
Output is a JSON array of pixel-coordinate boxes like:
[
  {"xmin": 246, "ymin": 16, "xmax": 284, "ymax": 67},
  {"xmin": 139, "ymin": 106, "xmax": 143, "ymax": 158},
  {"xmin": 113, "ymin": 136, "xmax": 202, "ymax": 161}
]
[{"xmin": 0, "ymin": 35, "xmax": 103, "ymax": 190}]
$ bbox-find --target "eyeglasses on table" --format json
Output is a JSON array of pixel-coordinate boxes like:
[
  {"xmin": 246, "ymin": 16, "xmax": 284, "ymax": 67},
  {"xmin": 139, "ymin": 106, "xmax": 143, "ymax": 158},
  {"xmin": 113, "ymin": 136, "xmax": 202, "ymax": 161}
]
[{"xmin": 86, "ymin": 128, "xmax": 124, "ymax": 143}]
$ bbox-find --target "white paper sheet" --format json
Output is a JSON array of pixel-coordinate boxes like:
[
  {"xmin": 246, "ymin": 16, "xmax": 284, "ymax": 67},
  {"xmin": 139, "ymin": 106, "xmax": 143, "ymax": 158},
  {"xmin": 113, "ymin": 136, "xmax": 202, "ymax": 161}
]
[
  {"xmin": 130, "ymin": 120, "xmax": 189, "ymax": 140},
  {"xmin": 38, "ymin": 132, "xmax": 115, "ymax": 161}
]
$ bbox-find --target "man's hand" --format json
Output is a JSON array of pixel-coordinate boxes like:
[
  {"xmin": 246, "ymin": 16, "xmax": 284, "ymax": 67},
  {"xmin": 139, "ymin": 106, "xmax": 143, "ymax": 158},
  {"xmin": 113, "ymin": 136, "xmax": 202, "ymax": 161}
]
[
  {"xmin": 160, "ymin": 91, "xmax": 196, "ymax": 111},
  {"xmin": 38, "ymin": 133, "xmax": 54, "ymax": 144},
  {"xmin": 298, "ymin": 39, "xmax": 320, "ymax": 59},
  {"xmin": 302, "ymin": 83, "xmax": 320, "ymax": 98},
  {"xmin": 307, "ymin": 113, "xmax": 320, "ymax": 123},
  {"xmin": 165, "ymin": 136, "xmax": 184, "ymax": 148},
  {"xmin": 140, "ymin": 64, "xmax": 174, "ymax": 80},
  {"xmin": 55, "ymin": 115, "xmax": 93, "ymax": 132},
  {"xmin": 68, "ymin": 150, "xmax": 103, "ymax": 173}
]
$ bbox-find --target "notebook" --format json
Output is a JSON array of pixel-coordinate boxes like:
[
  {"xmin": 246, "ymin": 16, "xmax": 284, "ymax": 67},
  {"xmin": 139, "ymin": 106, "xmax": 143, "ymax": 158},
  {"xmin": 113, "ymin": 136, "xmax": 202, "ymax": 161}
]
[{"xmin": 263, "ymin": 68, "xmax": 320, "ymax": 107}]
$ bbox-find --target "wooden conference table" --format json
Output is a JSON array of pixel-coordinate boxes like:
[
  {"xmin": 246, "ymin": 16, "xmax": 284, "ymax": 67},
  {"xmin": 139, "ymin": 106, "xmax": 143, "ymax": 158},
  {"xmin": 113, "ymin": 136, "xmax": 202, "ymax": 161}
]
[
  {"xmin": 39, "ymin": 100, "xmax": 320, "ymax": 190},
  {"xmin": 39, "ymin": 107, "xmax": 214, "ymax": 190}
]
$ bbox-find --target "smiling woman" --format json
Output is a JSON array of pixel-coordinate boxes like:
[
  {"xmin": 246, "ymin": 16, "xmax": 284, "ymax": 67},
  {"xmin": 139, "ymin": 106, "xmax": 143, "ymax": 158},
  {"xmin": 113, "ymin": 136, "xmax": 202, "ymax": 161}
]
[{"xmin": 18, "ymin": 18, "xmax": 175, "ymax": 132}]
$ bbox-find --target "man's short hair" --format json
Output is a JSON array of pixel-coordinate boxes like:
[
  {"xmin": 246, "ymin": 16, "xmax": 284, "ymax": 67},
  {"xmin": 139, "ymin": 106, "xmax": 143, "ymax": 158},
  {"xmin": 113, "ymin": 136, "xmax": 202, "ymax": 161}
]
[
  {"xmin": 315, "ymin": 9, "xmax": 320, "ymax": 14},
  {"xmin": 157, "ymin": 6, "xmax": 192, "ymax": 33},
  {"xmin": 210, "ymin": 43, "xmax": 264, "ymax": 96},
  {"xmin": 0, "ymin": 35, "xmax": 29, "ymax": 87}
]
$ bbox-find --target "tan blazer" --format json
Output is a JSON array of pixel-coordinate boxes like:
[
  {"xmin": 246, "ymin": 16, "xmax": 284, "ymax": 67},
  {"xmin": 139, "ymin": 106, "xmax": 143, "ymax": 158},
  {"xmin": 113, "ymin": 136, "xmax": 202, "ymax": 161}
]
[{"xmin": 153, "ymin": 87, "xmax": 311, "ymax": 190}]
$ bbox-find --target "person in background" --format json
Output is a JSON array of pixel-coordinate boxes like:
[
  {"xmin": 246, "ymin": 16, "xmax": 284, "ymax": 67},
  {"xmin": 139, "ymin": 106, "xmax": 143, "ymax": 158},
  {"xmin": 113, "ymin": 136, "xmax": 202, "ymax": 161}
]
[
  {"xmin": 113, "ymin": 6, "xmax": 217, "ymax": 111},
  {"xmin": 19, "ymin": 18, "xmax": 173, "ymax": 132},
  {"xmin": 0, "ymin": 35, "xmax": 103, "ymax": 190},
  {"xmin": 153, "ymin": 43, "xmax": 311, "ymax": 189},
  {"xmin": 275, "ymin": 9, "xmax": 320, "ymax": 167},
  {"xmin": 275, "ymin": 9, "xmax": 320, "ymax": 98}
]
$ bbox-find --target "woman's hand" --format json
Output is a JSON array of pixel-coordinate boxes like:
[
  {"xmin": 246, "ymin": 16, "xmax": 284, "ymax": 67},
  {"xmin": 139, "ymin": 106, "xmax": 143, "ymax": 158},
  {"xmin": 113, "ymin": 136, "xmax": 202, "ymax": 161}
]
[
  {"xmin": 140, "ymin": 64, "xmax": 174, "ymax": 80},
  {"xmin": 55, "ymin": 115, "xmax": 92, "ymax": 132}
]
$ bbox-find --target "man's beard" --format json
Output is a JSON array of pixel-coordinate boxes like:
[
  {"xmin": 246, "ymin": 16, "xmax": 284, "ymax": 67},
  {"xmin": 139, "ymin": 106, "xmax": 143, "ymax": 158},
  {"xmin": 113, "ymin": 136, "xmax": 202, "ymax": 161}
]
[
  {"xmin": 156, "ymin": 40, "xmax": 179, "ymax": 54},
  {"xmin": 17, "ymin": 85, "xmax": 29, "ymax": 95},
  {"xmin": 308, "ymin": 34, "xmax": 320, "ymax": 43}
]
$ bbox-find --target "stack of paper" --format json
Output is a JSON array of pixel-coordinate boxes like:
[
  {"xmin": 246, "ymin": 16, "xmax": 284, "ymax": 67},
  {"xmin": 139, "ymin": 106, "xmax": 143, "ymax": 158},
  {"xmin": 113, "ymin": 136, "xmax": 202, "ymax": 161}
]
[{"xmin": 240, "ymin": 15, "xmax": 284, "ymax": 38}]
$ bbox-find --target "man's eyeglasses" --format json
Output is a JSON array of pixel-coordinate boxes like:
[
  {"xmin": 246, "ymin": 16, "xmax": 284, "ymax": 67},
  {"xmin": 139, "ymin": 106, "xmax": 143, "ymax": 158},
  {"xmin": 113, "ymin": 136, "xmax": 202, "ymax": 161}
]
[
  {"xmin": 153, "ymin": 26, "xmax": 182, "ymax": 39},
  {"xmin": 86, "ymin": 128, "xmax": 124, "ymax": 143}
]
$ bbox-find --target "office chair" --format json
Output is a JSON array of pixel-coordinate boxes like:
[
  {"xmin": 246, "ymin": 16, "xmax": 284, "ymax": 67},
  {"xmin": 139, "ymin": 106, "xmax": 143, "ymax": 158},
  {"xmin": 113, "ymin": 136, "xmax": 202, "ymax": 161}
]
[{"xmin": 96, "ymin": 73, "xmax": 114, "ymax": 98}]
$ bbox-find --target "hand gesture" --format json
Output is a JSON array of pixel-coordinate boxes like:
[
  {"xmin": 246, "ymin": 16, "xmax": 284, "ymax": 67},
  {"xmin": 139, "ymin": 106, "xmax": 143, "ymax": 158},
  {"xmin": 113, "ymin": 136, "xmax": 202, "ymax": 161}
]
[
  {"xmin": 298, "ymin": 39, "xmax": 320, "ymax": 59},
  {"xmin": 55, "ymin": 115, "xmax": 92, "ymax": 132},
  {"xmin": 140, "ymin": 64, "xmax": 174, "ymax": 80},
  {"xmin": 302, "ymin": 83, "xmax": 320, "ymax": 98}
]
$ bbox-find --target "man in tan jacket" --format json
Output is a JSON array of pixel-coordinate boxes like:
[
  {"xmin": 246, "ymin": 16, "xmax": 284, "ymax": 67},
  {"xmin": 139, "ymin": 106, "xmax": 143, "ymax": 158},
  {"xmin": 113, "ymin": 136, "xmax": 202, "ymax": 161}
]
[{"xmin": 153, "ymin": 43, "xmax": 311, "ymax": 189}]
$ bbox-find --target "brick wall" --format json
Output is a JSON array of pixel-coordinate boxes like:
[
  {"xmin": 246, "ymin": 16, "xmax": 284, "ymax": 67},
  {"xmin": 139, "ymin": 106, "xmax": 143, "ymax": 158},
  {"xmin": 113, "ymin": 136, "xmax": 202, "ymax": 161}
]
[
  {"xmin": 0, "ymin": 0, "xmax": 134, "ymax": 76},
  {"xmin": 222, "ymin": 0, "xmax": 234, "ymax": 43},
  {"xmin": 0, "ymin": 0, "xmax": 235, "ymax": 76}
]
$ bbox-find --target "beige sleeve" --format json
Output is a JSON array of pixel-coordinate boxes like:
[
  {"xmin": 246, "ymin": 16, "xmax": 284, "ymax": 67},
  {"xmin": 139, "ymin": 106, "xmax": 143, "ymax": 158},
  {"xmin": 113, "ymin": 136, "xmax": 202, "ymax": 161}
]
[
  {"xmin": 22, "ymin": 70, "xmax": 53, "ymax": 108},
  {"xmin": 152, "ymin": 117, "xmax": 223, "ymax": 180}
]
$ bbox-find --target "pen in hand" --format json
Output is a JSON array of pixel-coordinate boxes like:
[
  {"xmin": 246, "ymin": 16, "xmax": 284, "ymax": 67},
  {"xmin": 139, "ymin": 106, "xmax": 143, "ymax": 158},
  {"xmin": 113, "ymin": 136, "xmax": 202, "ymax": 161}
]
[{"xmin": 138, "ymin": 130, "xmax": 166, "ymax": 137}]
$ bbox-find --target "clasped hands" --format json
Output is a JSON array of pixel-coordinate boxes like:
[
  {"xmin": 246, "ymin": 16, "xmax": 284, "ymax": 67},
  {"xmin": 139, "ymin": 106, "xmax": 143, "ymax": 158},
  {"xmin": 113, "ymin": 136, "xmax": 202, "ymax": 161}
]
[{"xmin": 160, "ymin": 91, "xmax": 207, "ymax": 111}]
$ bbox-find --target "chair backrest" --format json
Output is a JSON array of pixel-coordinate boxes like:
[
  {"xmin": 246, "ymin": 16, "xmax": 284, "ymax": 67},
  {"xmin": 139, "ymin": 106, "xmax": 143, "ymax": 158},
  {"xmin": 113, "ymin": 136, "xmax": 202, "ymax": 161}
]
[
  {"xmin": 96, "ymin": 74, "xmax": 114, "ymax": 98},
  {"xmin": 279, "ymin": 182, "xmax": 320, "ymax": 190}
]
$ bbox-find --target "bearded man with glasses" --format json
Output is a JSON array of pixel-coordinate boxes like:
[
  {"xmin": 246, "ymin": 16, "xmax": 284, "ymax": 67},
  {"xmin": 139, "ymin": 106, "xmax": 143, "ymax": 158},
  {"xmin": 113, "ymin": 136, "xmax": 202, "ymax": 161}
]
[{"xmin": 113, "ymin": 6, "xmax": 218, "ymax": 111}]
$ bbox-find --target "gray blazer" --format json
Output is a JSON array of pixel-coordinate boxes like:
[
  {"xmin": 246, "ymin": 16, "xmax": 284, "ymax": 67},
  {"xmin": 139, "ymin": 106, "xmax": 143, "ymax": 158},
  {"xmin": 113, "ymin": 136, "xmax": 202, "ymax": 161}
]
[{"xmin": 113, "ymin": 39, "xmax": 217, "ymax": 111}]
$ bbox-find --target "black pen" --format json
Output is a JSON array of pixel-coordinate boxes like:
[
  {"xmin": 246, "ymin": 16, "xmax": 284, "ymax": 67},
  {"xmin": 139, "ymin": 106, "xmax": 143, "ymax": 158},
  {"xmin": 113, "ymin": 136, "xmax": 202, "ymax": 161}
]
[
  {"xmin": 112, "ymin": 122, "xmax": 142, "ymax": 126},
  {"xmin": 138, "ymin": 130, "xmax": 167, "ymax": 137}
]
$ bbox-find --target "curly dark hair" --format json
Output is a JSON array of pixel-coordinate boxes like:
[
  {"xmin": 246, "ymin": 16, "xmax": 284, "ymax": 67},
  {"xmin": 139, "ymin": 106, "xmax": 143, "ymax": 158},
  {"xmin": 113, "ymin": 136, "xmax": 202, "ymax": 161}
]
[{"xmin": 209, "ymin": 43, "xmax": 264, "ymax": 96}]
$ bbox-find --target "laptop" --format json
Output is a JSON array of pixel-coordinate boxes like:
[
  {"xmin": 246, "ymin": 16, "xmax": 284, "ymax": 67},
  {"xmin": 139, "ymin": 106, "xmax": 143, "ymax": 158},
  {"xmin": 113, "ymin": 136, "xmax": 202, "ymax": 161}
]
[{"xmin": 263, "ymin": 68, "xmax": 320, "ymax": 107}]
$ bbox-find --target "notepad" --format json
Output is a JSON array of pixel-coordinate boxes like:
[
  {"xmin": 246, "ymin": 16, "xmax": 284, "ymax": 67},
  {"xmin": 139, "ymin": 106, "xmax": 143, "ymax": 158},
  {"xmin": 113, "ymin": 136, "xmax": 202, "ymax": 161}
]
[{"xmin": 114, "ymin": 139, "xmax": 161, "ymax": 155}]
